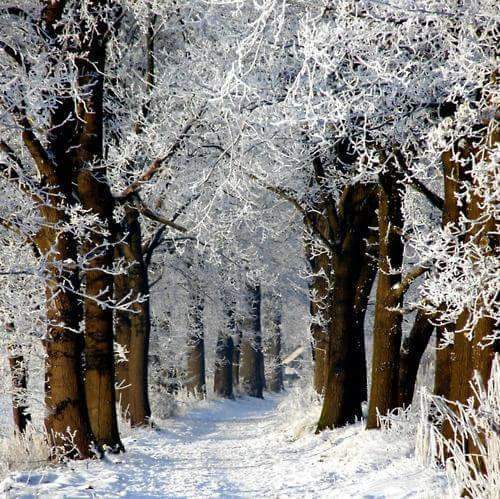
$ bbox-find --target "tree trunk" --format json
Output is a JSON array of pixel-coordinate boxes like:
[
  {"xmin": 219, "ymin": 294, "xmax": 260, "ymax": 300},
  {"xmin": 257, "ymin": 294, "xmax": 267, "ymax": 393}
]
[
  {"xmin": 309, "ymin": 255, "xmax": 330, "ymax": 394},
  {"xmin": 443, "ymin": 129, "xmax": 498, "ymax": 447},
  {"xmin": 398, "ymin": 311, "xmax": 434, "ymax": 407},
  {"xmin": 433, "ymin": 147, "xmax": 462, "ymax": 398},
  {"xmin": 240, "ymin": 284, "xmax": 264, "ymax": 398},
  {"xmin": 114, "ymin": 206, "xmax": 152, "ymax": 426},
  {"xmin": 73, "ymin": 5, "xmax": 122, "ymax": 450},
  {"xmin": 352, "ymin": 234, "xmax": 378, "ymax": 403},
  {"xmin": 7, "ymin": 335, "xmax": 31, "ymax": 433},
  {"xmin": 265, "ymin": 294, "xmax": 284, "ymax": 393},
  {"xmin": 81, "ymin": 249, "xmax": 122, "ymax": 450},
  {"xmin": 317, "ymin": 184, "xmax": 378, "ymax": 431},
  {"xmin": 367, "ymin": 164, "xmax": 405, "ymax": 430},
  {"xmin": 185, "ymin": 266, "xmax": 206, "ymax": 398},
  {"xmin": 32, "ymin": 173, "xmax": 96, "ymax": 458},
  {"xmin": 434, "ymin": 326, "xmax": 453, "ymax": 398},
  {"xmin": 317, "ymin": 254, "xmax": 361, "ymax": 430},
  {"xmin": 42, "ymin": 237, "xmax": 95, "ymax": 458},
  {"xmin": 113, "ymin": 9, "xmax": 155, "ymax": 425},
  {"xmin": 77, "ymin": 170, "xmax": 122, "ymax": 450},
  {"xmin": 214, "ymin": 332, "xmax": 234, "ymax": 398},
  {"xmin": 114, "ymin": 254, "xmax": 132, "ymax": 419},
  {"xmin": 214, "ymin": 301, "xmax": 236, "ymax": 398},
  {"xmin": 304, "ymin": 209, "xmax": 331, "ymax": 394},
  {"xmin": 427, "ymin": 119, "xmax": 499, "ymax": 489},
  {"xmin": 232, "ymin": 324, "xmax": 242, "ymax": 388}
]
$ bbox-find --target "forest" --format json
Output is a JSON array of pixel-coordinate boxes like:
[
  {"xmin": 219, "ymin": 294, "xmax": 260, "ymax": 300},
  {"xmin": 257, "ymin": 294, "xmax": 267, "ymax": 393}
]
[{"xmin": 0, "ymin": 1, "xmax": 498, "ymax": 497}]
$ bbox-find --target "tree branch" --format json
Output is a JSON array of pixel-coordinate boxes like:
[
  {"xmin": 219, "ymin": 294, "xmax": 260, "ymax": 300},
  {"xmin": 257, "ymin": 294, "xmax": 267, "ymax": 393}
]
[
  {"xmin": 393, "ymin": 263, "xmax": 431, "ymax": 301},
  {"xmin": 132, "ymin": 196, "xmax": 188, "ymax": 234},
  {"xmin": 117, "ymin": 105, "xmax": 206, "ymax": 199},
  {"xmin": 312, "ymin": 154, "xmax": 342, "ymax": 237},
  {"xmin": 143, "ymin": 226, "xmax": 166, "ymax": 268},
  {"xmin": 244, "ymin": 171, "xmax": 338, "ymax": 255},
  {"xmin": 0, "ymin": 141, "xmax": 44, "ymax": 202},
  {"xmin": 394, "ymin": 150, "xmax": 444, "ymax": 210},
  {"xmin": 0, "ymin": 41, "xmax": 27, "ymax": 68}
]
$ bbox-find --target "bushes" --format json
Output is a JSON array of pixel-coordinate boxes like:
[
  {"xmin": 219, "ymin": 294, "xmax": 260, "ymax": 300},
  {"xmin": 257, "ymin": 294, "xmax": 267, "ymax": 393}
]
[
  {"xmin": 417, "ymin": 355, "xmax": 500, "ymax": 498},
  {"xmin": 0, "ymin": 425, "xmax": 49, "ymax": 477}
]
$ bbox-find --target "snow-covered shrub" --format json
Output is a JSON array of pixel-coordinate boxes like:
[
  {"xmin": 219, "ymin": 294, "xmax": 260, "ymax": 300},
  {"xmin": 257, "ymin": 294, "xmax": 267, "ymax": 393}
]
[
  {"xmin": 276, "ymin": 380, "xmax": 322, "ymax": 440},
  {"xmin": 378, "ymin": 405, "xmax": 417, "ymax": 435},
  {"xmin": 0, "ymin": 425, "xmax": 49, "ymax": 476},
  {"xmin": 416, "ymin": 355, "xmax": 500, "ymax": 498},
  {"xmin": 150, "ymin": 390, "xmax": 182, "ymax": 421}
]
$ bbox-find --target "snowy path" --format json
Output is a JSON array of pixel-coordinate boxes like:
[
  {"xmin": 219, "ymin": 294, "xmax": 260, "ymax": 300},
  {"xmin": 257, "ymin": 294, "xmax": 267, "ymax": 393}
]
[{"xmin": 1, "ymin": 393, "xmax": 446, "ymax": 498}]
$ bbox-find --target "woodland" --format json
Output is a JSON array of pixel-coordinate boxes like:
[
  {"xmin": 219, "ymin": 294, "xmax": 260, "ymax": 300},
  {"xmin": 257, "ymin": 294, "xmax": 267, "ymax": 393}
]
[{"xmin": 0, "ymin": 1, "xmax": 498, "ymax": 497}]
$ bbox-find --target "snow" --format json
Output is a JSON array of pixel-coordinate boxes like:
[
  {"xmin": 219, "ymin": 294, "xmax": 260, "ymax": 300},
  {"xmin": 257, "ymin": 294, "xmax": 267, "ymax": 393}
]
[{"xmin": 0, "ymin": 393, "xmax": 447, "ymax": 498}]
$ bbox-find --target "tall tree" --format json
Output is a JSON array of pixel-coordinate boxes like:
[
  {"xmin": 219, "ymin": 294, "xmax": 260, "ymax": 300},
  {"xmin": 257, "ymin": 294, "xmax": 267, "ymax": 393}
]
[
  {"xmin": 114, "ymin": 205, "xmax": 152, "ymax": 426},
  {"xmin": 316, "ymin": 182, "xmax": 378, "ymax": 430},
  {"xmin": 366, "ymin": 158, "xmax": 406, "ymax": 429},
  {"xmin": 185, "ymin": 254, "xmax": 206, "ymax": 398},
  {"xmin": 264, "ymin": 293, "xmax": 284, "ymax": 393},
  {"xmin": 240, "ymin": 283, "xmax": 264, "ymax": 398}
]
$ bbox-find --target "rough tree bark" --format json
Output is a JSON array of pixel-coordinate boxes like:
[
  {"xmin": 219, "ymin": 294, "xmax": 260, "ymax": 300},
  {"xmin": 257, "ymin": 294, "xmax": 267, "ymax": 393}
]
[
  {"xmin": 433, "ymin": 146, "xmax": 462, "ymax": 398},
  {"xmin": 73, "ymin": 2, "xmax": 122, "ymax": 449},
  {"xmin": 41, "ymin": 230, "xmax": 95, "ymax": 458},
  {"xmin": 366, "ymin": 158, "xmax": 406, "ymax": 430},
  {"xmin": 443, "ymin": 125, "xmax": 499, "ymax": 454},
  {"xmin": 304, "ymin": 210, "xmax": 331, "ymax": 394},
  {"xmin": 114, "ymin": 205, "xmax": 152, "ymax": 426},
  {"xmin": 317, "ymin": 183, "xmax": 378, "ymax": 431},
  {"xmin": 78, "ymin": 181, "xmax": 122, "ymax": 449},
  {"xmin": 240, "ymin": 283, "xmax": 264, "ymax": 398}
]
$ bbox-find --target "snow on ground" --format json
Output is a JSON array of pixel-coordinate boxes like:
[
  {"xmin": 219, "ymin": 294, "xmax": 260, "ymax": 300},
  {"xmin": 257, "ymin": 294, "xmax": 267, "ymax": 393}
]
[{"xmin": 0, "ymin": 392, "xmax": 448, "ymax": 498}]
